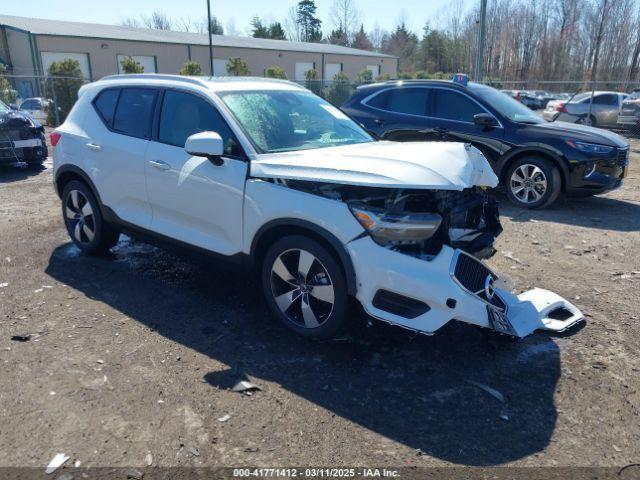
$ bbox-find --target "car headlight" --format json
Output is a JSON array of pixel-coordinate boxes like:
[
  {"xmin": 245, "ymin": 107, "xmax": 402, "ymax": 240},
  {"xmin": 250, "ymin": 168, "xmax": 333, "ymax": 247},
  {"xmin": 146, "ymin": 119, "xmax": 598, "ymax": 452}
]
[
  {"xmin": 566, "ymin": 140, "xmax": 615, "ymax": 154},
  {"xmin": 348, "ymin": 204, "xmax": 442, "ymax": 246}
]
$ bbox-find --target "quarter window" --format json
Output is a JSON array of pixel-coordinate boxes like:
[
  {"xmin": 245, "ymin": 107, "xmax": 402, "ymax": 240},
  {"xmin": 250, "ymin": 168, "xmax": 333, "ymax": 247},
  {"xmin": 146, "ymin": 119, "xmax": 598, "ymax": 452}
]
[
  {"xmin": 112, "ymin": 88, "xmax": 157, "ymax": 139},
  {"xmin": 93, "ymin": 89, "xmax": 120, "ymax": 128},
  {"xmin": 158, "ymin": 90, "xmax": 241, "ymax": 157},
  {"xmin": 433, "ymin": 89, "xmax": 484, "ymax": 123}
]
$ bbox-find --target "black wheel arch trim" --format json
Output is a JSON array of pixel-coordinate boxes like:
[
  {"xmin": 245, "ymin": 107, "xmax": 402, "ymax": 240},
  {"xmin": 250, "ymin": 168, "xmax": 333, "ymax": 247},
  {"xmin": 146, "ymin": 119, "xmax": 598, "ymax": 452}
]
[
  {"xmin": 54, "ymin": 165, "xmax": 107, "ymax": 215},
  {"xmin": 250, "ymin": 218, "xmax": 358, "ymax": 296},
  {"xmin": 497, "ymin": 145, "xmax": 569, "ymax": 184}
]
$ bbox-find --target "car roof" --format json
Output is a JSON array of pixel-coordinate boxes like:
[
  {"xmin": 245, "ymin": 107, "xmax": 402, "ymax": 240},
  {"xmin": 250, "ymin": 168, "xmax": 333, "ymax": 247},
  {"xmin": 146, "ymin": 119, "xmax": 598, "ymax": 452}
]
[
  {"xmin": 96, "ymin": 74, "xmax": 307, "ymax": 93},
  {"xmin": 356, "ymin": 79, "xmax": 478, "ymax": 92}
]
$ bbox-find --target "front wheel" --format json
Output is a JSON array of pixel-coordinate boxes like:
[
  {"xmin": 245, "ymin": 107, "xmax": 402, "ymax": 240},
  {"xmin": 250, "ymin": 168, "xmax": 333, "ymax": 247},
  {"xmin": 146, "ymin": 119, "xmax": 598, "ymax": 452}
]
[
  {"xmin": 261, "ymin": 236, "xmax": 348, "ymax": 338},
  {"xmin": 505, "ymin": 157, "xmax": 561, "ymax": 209}
]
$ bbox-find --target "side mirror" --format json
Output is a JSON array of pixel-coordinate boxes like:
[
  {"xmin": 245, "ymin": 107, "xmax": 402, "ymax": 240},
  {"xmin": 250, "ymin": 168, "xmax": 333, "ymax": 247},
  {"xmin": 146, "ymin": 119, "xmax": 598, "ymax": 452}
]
[
  {"xmin": 185, "ymin": 131, "xmax": 224, "ymax": 165},
  {"xmin": 474, "ymin": 113, "xmax": 499, "ymax": 127}
]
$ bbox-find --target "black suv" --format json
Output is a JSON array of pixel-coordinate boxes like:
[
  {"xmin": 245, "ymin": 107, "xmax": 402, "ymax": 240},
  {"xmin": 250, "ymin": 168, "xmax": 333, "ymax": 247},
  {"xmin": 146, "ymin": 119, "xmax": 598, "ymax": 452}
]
[{"xmin": 342, "ymin": 80, "xmax": 630, "ymax": 208}]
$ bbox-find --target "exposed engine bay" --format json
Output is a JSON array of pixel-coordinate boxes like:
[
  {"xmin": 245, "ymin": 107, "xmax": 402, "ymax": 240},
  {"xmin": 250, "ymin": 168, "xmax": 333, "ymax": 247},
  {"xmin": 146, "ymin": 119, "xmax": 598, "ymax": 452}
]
[
  {"xmin": 0, "ymin": 110, "xmax": 48, "ymax": 164},
  {"xmin": 272, "ymin": 179, "xmax": 502, "ymax": 260}
]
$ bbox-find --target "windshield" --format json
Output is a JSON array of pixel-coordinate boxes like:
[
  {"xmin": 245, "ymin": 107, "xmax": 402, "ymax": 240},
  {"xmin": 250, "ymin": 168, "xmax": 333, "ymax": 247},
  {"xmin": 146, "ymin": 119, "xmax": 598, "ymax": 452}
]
[
  {"xmin": 469, "ymin": 83, "xmax": 544, "ymax": 124},
  {"xmin": 219, "ymin": 90, "xmax": 373, "ymax": 153},
  {"xmin": 21, "ymin": 100, "xmax": 41, "ymax": 110},
  {"xmin": 0, "ymin": 100, "xmax": 9, "ymax": 114}
]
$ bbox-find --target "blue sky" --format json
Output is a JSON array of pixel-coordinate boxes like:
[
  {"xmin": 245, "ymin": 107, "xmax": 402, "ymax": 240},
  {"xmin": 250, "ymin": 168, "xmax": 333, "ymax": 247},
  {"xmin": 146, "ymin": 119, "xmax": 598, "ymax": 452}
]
[{"xmin": 5, "ymin": 0, "xmax": 470, "ymax": 36}]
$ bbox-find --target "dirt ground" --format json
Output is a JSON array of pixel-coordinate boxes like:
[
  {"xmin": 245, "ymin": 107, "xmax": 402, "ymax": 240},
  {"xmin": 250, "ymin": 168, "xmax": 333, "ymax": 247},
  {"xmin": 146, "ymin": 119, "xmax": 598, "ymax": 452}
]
[{"xmin": 0, "ymin": 137, "xmax": 639, "ymax": 472}]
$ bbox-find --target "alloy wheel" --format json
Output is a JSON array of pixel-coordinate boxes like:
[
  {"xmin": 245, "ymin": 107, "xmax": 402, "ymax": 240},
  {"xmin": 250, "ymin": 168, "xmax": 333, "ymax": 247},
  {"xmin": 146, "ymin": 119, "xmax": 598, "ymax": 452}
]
[
  {"xmin": 270, "ymin": 248, "xmax": 335, "ymax": 329},
  {"xmin": 65, "ymin": 190, "xmax": 96, "ymax": 244},
  {"xmin": 510, "ymin": 164, "xmax": 548, "ymax": 204}
]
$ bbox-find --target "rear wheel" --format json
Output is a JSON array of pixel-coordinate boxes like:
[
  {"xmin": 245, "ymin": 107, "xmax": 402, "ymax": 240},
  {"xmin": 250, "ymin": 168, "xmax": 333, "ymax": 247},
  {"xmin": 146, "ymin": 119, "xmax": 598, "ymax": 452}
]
[
  {"xmin": 261, "ymin": 236, "xmax": 348, "ymax": 338},
  {"xmin": 62, "ymin": 180, "xmax": 119, "ymax": 255},
  {"xmin": 505, "ymin": 156, "xmax": 561, "ymax": 209},
  {"xmin": 577, "ymin": 114, "xmax": 597, "ymax": 127}
]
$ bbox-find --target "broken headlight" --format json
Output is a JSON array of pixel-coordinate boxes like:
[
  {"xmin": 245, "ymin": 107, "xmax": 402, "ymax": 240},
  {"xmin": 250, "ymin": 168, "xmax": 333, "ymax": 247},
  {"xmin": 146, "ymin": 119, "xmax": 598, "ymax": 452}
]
[{"xmin": 349, "ymin": 204, "xmax": 442, "ymax": 246}]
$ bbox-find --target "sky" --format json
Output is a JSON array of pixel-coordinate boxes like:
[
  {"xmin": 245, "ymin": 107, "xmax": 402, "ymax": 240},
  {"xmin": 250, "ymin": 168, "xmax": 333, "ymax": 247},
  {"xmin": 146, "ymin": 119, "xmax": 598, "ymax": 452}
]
[{"xmin": 4, "ymin": 0, "xmax": 470, "ymax": 37}]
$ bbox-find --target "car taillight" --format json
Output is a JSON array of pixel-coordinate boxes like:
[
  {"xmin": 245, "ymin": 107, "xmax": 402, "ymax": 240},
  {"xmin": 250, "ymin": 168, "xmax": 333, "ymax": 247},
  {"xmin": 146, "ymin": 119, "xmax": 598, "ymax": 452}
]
[
  {"xmin": 516, "ymin": 92, "xmax": 521, "ymax": 101},
  {"xmin": 556, "ymin": 103, "xmax": 567, "ymax": 113},
  {"xmin": 50, "ymin": 132, "xmax": 61, "ymax": 147}
]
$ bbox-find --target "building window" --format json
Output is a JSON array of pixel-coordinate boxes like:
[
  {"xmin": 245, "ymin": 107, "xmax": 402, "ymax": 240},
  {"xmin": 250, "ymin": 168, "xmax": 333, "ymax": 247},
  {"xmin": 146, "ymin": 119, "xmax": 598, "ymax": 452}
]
[
  {"xmin": 41, "ymin": 52, "xmax": 91, "ymax": 78},
  {"xmin": 116, "ymin": 55, "xmax": 157, "ymax": 74},
  {"xmin": 366, "ymin": 64, "xmax": 381, "ymax": 78},
  {"xmin": 294, "ymin": 62, "xmax": 315, "ymax": 81},
  {"xmin": 324, "ymin": 63, "xmax": 342, "ymax": 81}
]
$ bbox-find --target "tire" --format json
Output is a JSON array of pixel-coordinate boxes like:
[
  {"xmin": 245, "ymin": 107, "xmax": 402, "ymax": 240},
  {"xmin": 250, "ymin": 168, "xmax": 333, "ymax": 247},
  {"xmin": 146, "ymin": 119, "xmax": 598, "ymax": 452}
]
[
  {"xmin": 261, "ymin": 235, "xmax": 348, "ymax": 338},
  {"xmin": 577, "ymin": 114, "xmax": 597, "ymax": 127},
  {"xmin": 505, "ymin": 156, "xmax": 561, "ymax": 209},
  {"xmin": 61, "ymin": 180, "xmax": 120, "ymax": 255}
]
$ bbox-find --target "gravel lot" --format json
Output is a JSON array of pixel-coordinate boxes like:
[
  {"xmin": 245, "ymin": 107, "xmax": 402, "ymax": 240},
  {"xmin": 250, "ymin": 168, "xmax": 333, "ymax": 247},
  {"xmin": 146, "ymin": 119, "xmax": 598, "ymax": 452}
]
[{"xmin": 0, "ymin": 137, "xmax": 639, "ymax": 471}]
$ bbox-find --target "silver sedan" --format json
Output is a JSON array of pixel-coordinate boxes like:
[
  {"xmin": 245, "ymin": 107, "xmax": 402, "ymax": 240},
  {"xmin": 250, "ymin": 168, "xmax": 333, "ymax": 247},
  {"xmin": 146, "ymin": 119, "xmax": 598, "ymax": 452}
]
[{"xmin": 541, "ymin": 91, "xmax": 627, "ymax": 128}]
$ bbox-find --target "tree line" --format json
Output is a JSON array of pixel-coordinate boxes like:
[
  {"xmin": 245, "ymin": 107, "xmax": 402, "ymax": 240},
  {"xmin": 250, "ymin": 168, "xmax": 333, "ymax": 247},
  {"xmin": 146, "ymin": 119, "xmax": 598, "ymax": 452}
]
[{"xmin": 115, "ymin": 0, "xmax": 640, "ymax": 85}]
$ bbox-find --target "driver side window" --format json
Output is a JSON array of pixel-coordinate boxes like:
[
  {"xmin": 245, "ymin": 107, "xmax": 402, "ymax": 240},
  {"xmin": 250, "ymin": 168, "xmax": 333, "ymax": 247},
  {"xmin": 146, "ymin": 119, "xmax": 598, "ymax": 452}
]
[{"xmin": 158, "ymin": 90, "xmax": 242, "ymax": 158}]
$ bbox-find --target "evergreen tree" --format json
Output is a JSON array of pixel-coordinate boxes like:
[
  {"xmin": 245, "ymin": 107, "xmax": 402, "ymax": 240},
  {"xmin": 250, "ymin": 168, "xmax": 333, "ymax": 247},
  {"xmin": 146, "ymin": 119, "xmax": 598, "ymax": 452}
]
[
  {"xmin": 351, "ymin": 25, "xmax": 373, "ymax": 50},
  {"xmin": 297, "ymin": 0, "xmax": 322, "ymax": 43}
]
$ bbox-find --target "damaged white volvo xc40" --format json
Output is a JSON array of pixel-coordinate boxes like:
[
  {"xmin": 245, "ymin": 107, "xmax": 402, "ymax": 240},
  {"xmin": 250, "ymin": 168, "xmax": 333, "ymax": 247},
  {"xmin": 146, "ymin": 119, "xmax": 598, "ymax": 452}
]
[{"xmin": 52, "ymin": 75, "xmax": 583, "ymax": 339}]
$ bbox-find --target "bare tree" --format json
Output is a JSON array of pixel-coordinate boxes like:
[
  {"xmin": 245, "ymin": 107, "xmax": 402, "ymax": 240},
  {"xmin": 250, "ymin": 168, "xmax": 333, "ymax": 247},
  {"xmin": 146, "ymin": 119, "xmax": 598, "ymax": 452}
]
[
  {"xmin": 330, "ymin": 0, "xmax": 360, "ymax": 45},
  {"xmin": 142, "ymin": 11, "xmax": 172, "ymax": 30}
]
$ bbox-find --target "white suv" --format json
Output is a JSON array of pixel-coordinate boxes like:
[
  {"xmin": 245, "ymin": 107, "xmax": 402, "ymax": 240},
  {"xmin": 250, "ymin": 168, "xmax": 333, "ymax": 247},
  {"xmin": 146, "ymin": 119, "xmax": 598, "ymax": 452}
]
[{"xmin": 52, "ymin": 74, "xmax": 583, "ymax": 339}]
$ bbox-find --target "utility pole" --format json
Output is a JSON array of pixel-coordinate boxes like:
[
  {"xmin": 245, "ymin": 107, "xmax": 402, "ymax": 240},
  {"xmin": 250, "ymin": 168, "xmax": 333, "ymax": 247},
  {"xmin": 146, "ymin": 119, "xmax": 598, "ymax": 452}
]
[
  {"xmin": 206, "ymin": 0, "xmax": 214, "ymax": 76},
  {"xmin": 475, "ymin": 0, "xmax": 487, "ymax": 82}
]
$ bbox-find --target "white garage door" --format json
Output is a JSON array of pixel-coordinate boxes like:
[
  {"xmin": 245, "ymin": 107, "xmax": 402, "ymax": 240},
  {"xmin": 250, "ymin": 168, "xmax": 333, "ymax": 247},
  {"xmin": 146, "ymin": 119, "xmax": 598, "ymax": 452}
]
[
  {"xmin": 295, "ymin": 62, "xmax": 315, "ymax": 81},
  {"xmin": 116, "ymin": 55, "xmax": 156, "ymax": 74},
  {"xmin": 366, "ymin": 64, "xmax": 381, "ymax": 78},
  {"xmin": 213, "ymin": 59, "xmax": 228, "ymax": 76},
  {"xmin": 324, "ymin": 63, "xmax": 342, "ymax": 81},
  {"xmin": 41, "ymin": 52, "xmax": 91, "ymax": 79}
]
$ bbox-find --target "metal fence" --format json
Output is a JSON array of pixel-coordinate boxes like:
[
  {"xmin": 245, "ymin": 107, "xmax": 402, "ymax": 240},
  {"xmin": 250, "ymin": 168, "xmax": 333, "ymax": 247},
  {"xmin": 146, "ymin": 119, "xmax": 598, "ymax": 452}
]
[{"xmin": 2, "ymin": 73, "xmax": 639, "ymax": 142}]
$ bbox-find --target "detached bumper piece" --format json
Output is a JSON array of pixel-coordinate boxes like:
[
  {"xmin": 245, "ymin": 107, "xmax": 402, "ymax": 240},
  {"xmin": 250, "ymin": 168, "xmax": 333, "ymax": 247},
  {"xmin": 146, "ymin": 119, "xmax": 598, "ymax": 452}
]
[{"xmin": 451, "ymin": 251, "xmax": 584, "ymax": 338}]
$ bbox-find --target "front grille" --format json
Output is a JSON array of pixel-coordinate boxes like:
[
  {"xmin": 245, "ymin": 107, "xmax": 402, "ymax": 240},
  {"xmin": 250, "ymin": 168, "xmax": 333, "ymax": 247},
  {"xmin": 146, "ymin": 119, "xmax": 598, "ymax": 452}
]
[
  {"xmin": 617, "ymin": 148, "xmax": 629, "ymax": 167},
  {"xmin": 452, "ymin": 251, "xmax": 505, "ymax": 311},
  {"xmin": 453, "ymin": 252, "xmax": 493, "ymax": 294}
]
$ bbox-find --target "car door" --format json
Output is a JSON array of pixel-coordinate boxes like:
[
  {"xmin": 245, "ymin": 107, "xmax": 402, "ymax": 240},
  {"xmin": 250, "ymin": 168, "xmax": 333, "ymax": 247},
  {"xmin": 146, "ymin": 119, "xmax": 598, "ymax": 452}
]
[
  {"xmin": 83, "ymin": 87, "xmax": 157, "ymax": 229},
  {"xmin": 428, "ymin": 87, "xmax": 504, "ymax": 160},
  {"xmin": 592, "ymin": 93, "xmax": 621, "ymax": 127},
  {"xmin": 144, "ymin": 89, "xmax": 248, "ymax": 255},
  {"xmin": 360, "ymin": 87, "xmax": 438, "ymax": 141}
]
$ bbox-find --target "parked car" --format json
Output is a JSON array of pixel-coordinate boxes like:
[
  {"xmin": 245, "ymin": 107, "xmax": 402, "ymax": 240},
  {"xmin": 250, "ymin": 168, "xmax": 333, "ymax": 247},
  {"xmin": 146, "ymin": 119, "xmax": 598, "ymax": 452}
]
[
  {"xmin": 19, "ymin": 97, "xmax": 50, "ymax": 125},
  {"xmin": 617, "ymin": 89, "xmax": 640, "ymax": 130},
  {"xmin": 531, "ymin": 90, "xmax": 554, "ymax": 109},
  {"xmin": 341, "ymin": 79, "xmax": 630, "ymax": 208},
  {"xmin": 51, "ymin": 74, "xmax": 583, "ymax": 340},
  {"xmin": 500, "ymin": 90, "xmax": 543, "ymax": 109},
  {"xmin": 542, "ymin": 91, "xmax": 628, "ymax": 127},
  {"xmin": 0, "ymin": 99, "xmax": 48, "ymax": 165}
]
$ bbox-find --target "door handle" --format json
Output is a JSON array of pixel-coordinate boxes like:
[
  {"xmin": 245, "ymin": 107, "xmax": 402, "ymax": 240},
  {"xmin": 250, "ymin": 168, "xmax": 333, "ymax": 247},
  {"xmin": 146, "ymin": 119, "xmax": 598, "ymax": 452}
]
[
  {"xmin": 86, "ymin": 142, "xmax": 102, "ymax": 151},
  {"xmin": 373, "ymin": 119, "xmax": 385, "ymax": 125},
  {"xmin": 148, "ymin": 159, "xmax": 170, "ymax": 171},
  {"xmin": 433, "ymin": 127, "xmax": 448, "ymax": 134}
]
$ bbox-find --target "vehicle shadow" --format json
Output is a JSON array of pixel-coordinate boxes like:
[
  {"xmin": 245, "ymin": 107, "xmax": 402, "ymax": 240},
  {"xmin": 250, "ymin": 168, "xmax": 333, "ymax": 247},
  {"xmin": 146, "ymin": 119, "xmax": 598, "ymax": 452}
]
[
  {"xmin": 500, "ymin": 194, "xmax": 640, "ymax": 232},
  {"xmin": 45, "ymin": 238, "xmax": 566, "ymax": 466},
  {"xmin": 0, "ymin": 163, "xmax": 46, "ymax": 183}
]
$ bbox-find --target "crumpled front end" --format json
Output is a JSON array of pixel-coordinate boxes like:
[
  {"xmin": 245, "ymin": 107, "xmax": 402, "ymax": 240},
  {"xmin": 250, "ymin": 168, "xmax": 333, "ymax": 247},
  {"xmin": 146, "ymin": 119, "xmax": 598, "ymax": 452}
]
[
  {"xmin": 0, "ymin": 111, "xmax": 48, "ymax": 164},
  {"xmin": 347, "ymin": 238, "xmax": 584, "ymax": 338}
]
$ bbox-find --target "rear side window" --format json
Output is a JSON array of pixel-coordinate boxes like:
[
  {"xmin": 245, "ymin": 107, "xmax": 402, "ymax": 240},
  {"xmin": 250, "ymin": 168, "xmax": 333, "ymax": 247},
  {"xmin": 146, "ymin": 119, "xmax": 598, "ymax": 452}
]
[
  {"xmin": 366, "ymin": 88, "xmax": 429, "ymax": 116},
  {"xmin": 158, "ymin": 90, "xmax": 242, "ymax": 157},
  {"xmin": 112, "ymin": 88, "xmax": 157, "ymax": 139},
  {"xmin": 593, "ymin": 94, "xmax": 618, "ymax": 105},
  {"xmin": 93, "ymin": 89, "xmax": 120, "ymax": 127},
  {"xmin": 432, "ymin": 89, "xmax": 484, "ymax": 123}
]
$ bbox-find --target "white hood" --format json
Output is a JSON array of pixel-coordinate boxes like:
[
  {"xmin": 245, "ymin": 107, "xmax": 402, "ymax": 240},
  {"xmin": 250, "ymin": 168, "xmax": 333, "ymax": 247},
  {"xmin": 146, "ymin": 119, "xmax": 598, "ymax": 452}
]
[{"xmin": 250, "ymin": 141, "xmax": 499, "ymax": 190}]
